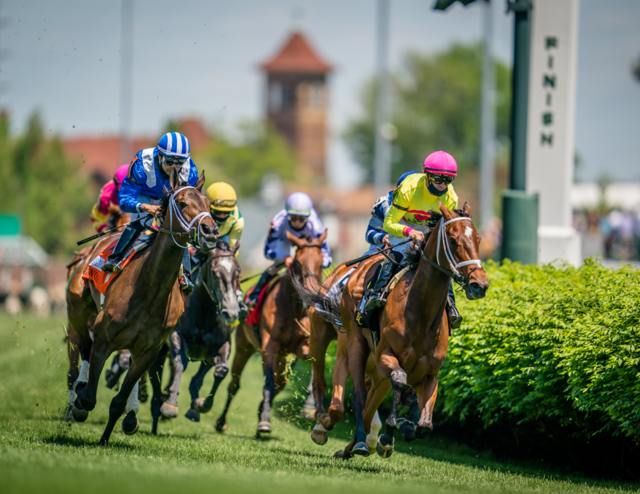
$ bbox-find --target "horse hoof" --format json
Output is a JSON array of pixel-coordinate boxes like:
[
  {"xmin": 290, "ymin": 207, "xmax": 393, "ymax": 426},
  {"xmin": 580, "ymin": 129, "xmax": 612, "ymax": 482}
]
[
  {"xmin": 215, "ymin": 421, "xmax": 228, "ymax": 433},
  {"xmin": 376, "ymin": 436, "xmax": 395, "ymax": 459},
  {"xmin": 366, "ymin": 432, "xmax": 379, "ymax": 451},
  {"xmin": 185, "ymin": 409, "xmax": 200, "ymax": 422},
  {"xmin": 398, "ymin": 417, "xmax": 417, "ymax": 442},
  {"xmin": 416, "ymin": 424, "xmax": 433, "ymax": 440},
  {"xmin": 194, "ymin": 397, "xmax": 212, "ymax": 414},
  {"xmin": 333, "ymin": 450, "xmax": 351, "ymax": 460},
  {"xmin": 122, "ymin": 411, "xmax": 139, "ymax": 435},
  {"xmin": 257, "ymin": 421, "xmax": 271, "ymax": 433},
  {"xmin": 71, "ymin": 400, "xmax": 88, "ymax": 423},
  {"xmin": 311, "ymin": 423, "xmax": 328, "ymax": 445},
  {"xmin": 160, "ymin": 403, "xmax": 178, "ymax": 419},
  {"xmin": 352, "ymin": 441, "xmax": 370, "ymax": 457},
  {"xmin": 299, "ymin": 407, "xmax": 315, "ymax": 421}
]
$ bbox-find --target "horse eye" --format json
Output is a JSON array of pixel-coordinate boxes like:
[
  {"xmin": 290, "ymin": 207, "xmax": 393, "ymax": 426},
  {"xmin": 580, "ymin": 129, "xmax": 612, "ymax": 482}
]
[
  {"xmin": 449, "ymin": 237, "xmax": 457, "ymax": 246},
  {"xmin": 177, "ymin": 202, "xmax": 187, "ymax": 209}
]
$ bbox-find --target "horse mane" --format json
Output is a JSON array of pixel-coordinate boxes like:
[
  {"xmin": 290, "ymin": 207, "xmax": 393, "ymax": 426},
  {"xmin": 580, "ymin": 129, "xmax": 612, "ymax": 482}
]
[
  {"xmin": 214, "ymin": 239, "xmax": 232, "ymax": 251},
  {"xmin": 405, "ymin": 208, "xmax": 472, "ymax": 264}
]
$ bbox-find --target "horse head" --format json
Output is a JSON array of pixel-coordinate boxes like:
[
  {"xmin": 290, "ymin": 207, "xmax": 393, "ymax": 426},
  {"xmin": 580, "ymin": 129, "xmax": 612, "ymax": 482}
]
[
  {"xmin": 202, "ymin": 240, "xmax": 242, "ymax": 325},
  {"xmin": 285, "ymin": 230, "xmax": 327, "ymax": 291},
  {"xmin": 434, "ymin": 203, "xmax": 489, "ymax": 301},
  {"xmin": 162, "ymin": 168, "xmax": 219, "ymax": 251}
]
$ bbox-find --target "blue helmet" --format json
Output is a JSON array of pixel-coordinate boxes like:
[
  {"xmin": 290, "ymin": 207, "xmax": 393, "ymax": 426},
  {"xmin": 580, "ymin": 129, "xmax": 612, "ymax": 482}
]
[
  {"xmin": 157, "ymin": 132, "xmax": 190, "ymax": 158},
  {"xmin": 285, "ymin": 192, "xmax": 313, "ymax": 217}
]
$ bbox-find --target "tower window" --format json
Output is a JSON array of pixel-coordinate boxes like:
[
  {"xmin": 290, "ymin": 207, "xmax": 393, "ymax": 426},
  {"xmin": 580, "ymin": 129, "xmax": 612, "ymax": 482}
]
[{"xmin": 310, "ymin": 82, "xmax": 324, "ymax": 108}]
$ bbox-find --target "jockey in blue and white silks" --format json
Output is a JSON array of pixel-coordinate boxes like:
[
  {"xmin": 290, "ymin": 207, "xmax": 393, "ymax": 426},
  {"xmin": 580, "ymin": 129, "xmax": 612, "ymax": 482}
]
[
  {"xmin": 102, "ymin": 132, "xmax": 199, "ymax": 295},
  {"xmin": 247, "ymin": 192, "xmax": 332, "ymax": 307}
]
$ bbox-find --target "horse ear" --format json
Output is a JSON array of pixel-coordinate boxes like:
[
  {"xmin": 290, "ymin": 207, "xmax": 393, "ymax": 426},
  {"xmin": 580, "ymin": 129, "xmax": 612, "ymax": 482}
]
[
  {"xmin": 231, "ymin": 240, "xmax": 241, "ymax": 255},
  {"xmin": 463, "ymin": 202, "xmax": 471, "ymax": 216},
  {"xmin": 286, "ymin": 231, "xmax": 305, "ymax": 248},
  {"xmin": 439, "ymin": 202, "xmax": 452, "ymax": 219},
  {"xmin": 169, "ymin": 167, "xmax": 180, "ymax": 191},
  {"xmin": 317, "ymin": 229, "xmax": 328, "ymax": 244},
  {"xmin": 195, "ymin": 170, "xmax": 205, "ymax": 192}
]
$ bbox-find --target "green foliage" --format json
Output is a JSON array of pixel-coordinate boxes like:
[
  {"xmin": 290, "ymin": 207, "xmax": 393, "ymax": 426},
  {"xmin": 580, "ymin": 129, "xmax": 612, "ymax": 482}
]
[
  {"xmin": 441, "ymin": 259, "xmax": 640, "ymax": 443},
  {"xmin": 0, "ymin": 112, "xmax": 93, "ymax": 254},
  {"xmin": 343, "ymin": 43, "xmax": 512, "ymax": 181},
  {"xmin": 195, "ymin": 121, "xmax": 298, "ymax": 197}
]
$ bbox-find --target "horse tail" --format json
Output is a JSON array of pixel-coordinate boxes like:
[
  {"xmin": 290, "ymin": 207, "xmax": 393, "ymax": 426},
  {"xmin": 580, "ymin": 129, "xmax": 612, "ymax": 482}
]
[{"xmin": 291, "ymin": 271, "xmax": 342, "ymax": 325}]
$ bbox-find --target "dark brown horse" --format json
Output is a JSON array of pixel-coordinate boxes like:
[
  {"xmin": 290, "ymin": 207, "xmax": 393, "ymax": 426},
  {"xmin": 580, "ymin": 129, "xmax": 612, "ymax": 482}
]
[
  {"xmin": 66, "ymin": 170, "xmax": 218, "ymax": 445},
  {"xmin": 297, "ymin": 204, "xmax": 488, "ymax": 459},
  {"xmin": 215, "ymin": 231, "xmax": 327, "ymax": 435},
  {"xmin": 64, "ymin": 207, "xmax": 131, "ymax": 421}
]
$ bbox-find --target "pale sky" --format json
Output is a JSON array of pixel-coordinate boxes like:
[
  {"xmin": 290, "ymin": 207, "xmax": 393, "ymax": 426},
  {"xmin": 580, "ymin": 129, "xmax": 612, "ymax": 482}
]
[{"xmin": 1, "ymin": 0, "xmax": 639, "ymax": 186}]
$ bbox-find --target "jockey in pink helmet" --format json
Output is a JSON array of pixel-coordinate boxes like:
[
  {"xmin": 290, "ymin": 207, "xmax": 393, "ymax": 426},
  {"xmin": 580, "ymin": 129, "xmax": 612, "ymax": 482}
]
[
  {"xmin": 90, "ymin": 164, "xmax": 130, "ymax": 233},
  {"xmin": 359, "ymin": 150, "xmax": 463, "ymax": 330}
]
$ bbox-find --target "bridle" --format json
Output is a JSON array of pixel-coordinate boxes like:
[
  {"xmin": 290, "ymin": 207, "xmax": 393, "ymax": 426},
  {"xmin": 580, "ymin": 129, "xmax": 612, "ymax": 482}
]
[
  {"xmin": 199, "ymin": 251, "xmax": 238, "ymax": 313},
  {"xmin": 420, "ymin": 216, "xmax": 484, "ymax": 288},
  {"xmin": 292, "ymin": 243, "xmax": 323, "ymax": 281},
  {"xmin": 156, "ymin": 186, "xmax": 212, "ymax": 249}
]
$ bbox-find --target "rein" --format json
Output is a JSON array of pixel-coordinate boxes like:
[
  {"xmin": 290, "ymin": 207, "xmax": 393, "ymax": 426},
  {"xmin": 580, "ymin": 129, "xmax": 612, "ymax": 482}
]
[
  {"xmin": 420, "ymin": 216, "xmax": 483, "ymax": 288},
  {"xmin": 156, "ymin": 187, "xmax": 211, "ymax": 249}
]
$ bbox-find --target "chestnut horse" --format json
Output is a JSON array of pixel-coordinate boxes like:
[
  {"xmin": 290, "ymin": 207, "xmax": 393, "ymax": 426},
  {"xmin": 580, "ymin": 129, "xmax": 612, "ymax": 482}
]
[
  {"xmin": 297, "ymin": 204, "xmax": 488, "ymax": 459},
  {"xmin": 64, "ymin": 207, "xmax": 131, "ymax": 421},
  {"xmin": 66, "ymin": 170, "xmax": 218, "ymax": 445},
  {"xmin": 215, "ymin": 231, "xmax": 327, "ymax": 435}
]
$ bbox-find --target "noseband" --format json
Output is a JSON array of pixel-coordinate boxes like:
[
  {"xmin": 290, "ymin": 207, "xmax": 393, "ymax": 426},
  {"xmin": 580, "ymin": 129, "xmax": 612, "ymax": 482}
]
[
  {"xmin": 199, "ymin": 252, "xmax": 238, "ymax": 313},
  {"xmin": 420, "ymin": 216, "xmax": 484, "ymax": 288},
  {"xmin": 156, "ymin": 187, "xmax": 211, "ymax": 249}
]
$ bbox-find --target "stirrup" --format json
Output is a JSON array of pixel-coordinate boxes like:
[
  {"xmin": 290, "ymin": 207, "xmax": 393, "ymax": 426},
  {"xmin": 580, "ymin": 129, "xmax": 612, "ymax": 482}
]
[
  {"xmin": 102, "ymin": 258, "xmax": 124, "ymax": 274},
  {"xmin": 364, "ymin": 295, "xmax": 386, "ymax": 312},
  {"xmin": 447, "ymin": 306, "xmax": 463, "ymax": 330},
  {"xmin": 180, "ymin": 273, "xmax": 194, "ymax": 296}
]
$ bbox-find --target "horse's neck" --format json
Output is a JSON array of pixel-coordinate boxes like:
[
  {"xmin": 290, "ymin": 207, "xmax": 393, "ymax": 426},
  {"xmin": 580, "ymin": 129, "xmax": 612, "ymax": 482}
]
[
  {"xmin": 408, "ymin": 225, "xmax": 451, "ymax": 322},
  {"xmin": 139, "ymin": 233, "xmax": 184, "ymax": 295}
]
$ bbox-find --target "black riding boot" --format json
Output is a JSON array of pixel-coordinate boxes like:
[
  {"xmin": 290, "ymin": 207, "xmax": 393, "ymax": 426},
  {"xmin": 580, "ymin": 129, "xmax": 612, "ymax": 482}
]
[
  {"xmin": 363, "ymin": 259, "xmax": 398, "ymax": 312},
  {"xmin": 180, "ymin": 250, "xmax": 194, "ymax": 296},
  {"xmin": 447, "ymin": 281, "xmax": 463, "ymax": 329},
  {"xmin": 102, "ymin": 222, "xmax": 145, "ymax": 273},
  {"xmin": 237, "ymin": 289, "xmax": 249, "ymax": 322},
  {"xmin": 247, "ymin": 268, "xmax": 275, "ymax": 307}
]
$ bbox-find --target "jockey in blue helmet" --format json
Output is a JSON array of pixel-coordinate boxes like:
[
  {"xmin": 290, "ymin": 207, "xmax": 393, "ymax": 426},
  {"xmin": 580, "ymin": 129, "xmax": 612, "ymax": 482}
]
[
  {"xmin": 247, "ymin": 192, "xmax": 332, "ymax": 307},
  {"xmin": 102, "ymin": 132, "xmax": 200, "ymax": 295}
]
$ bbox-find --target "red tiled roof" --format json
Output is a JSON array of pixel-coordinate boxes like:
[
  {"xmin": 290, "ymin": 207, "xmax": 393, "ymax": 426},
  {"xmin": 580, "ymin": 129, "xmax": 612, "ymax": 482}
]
[{"xmin": 260, "ymin": 31, "xmax": 332, "ymax": 74}]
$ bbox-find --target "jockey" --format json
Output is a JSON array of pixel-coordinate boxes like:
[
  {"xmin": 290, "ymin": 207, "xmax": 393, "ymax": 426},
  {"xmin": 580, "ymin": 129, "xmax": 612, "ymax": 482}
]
[
  {"xmin": 205, "ymin": 181, "xmax": 248, "ymax": 321},
  {"xmin": 361, "ymin": 150, "xmax": 463, "ymax": 329},
  {"xmin": 90, "ymin": 164, "xmax": 129, "ymax": 233},
  {"xmin": 247, "ymin": 192, "xmax": 332, "ymax": 307},
  {"xmin": 102, "ymin": 132, "xmax": 199, "ymax": 295},
  {"xmin": 206, "ymin": 182, "xmax": 244, "ymax": 250}
]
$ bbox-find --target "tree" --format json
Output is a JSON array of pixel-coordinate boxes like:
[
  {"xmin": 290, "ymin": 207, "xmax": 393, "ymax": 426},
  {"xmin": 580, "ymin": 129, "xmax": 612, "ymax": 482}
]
[
  {"xmin": 0, "ymin": 112, "xmax": 94, "ymax": 254},
  {"xmin": 195, "ymin": 121, "xmax": 298, "ymax": 197},
  {"xmin": 343, "ymin": 43, "xmax": 512, "ymax": 181}
]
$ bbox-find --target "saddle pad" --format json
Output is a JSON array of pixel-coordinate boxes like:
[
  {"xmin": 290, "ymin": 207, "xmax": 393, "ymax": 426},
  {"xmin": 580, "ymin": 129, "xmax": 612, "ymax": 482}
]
[
  {"xmin": 245, "ymin": 273, "xmax": 283, "ymax": 326},
  {"xmin": 82, "ymin": 238, "xmax": 148, "ymax": 296}
]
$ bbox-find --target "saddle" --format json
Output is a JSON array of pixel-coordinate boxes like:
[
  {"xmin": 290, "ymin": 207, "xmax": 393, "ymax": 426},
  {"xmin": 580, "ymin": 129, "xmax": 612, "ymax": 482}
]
[{"xmin": 82, "ymin": 235, "xmax": 153, "ymax": 296}]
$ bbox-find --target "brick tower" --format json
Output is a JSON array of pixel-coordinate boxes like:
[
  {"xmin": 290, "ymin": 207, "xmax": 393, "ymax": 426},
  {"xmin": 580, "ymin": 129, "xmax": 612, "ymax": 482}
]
[{"xmin": 260, "ymin": 31, "xmax": 332, "ymax": 181}]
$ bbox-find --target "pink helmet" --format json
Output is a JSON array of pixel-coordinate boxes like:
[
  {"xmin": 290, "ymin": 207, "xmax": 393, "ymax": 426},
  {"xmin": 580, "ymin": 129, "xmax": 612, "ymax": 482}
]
[
  {"xmin": 114, "ymin": 164, "xmax": 130, "ymax": 185},
  {"xmin": 423, "ymin": 151, "xmax": 457, "ymax": 177}
]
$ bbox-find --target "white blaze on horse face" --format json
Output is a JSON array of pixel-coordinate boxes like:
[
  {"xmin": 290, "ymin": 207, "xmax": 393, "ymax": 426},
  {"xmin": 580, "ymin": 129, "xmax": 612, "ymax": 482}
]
[
  {"xmin": 126, "ymin": 381, "xmax": 140, "ymax": 414},
  {"xmin": 465, "ymin": 226, "xmax": 473, "ymax": 239},
  {"xmin": 218, "ymin": 257, "xmax": 234, "ymax": 273}
]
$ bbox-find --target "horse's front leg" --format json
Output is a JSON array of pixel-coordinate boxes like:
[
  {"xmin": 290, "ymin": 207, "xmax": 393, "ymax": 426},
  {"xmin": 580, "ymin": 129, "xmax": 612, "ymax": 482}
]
[
  {"xmin": 149, "ymin": 345, "xmax": 167, "ymax": 435},
  {"xmin": 197, "ymin": 341, "xmax": 231, "ymax": 415},
  {"xmin": 185, "ymin": 361, "xmax": 213, "ymax": 422},
  {"xmin": 99, "ymin": 347, "xmax": 160, "ymax": 446},
  {"xmin": 74, "ymin": 318, "xmax": 111, "ymax": 415},
  {"xmin": 257, "ymin": 338, "xmax": 280, "ymax": 435},
  {"xmin": 161, "ymin": 330, "xmax": 188, "ymax": 418},
  {"xmin": 375, "ymin": 347, "xmax": 409, "ymax": 459},
  {"xmin": 416, "ymin": 374, "xmax": 438, "ymax": 439}
]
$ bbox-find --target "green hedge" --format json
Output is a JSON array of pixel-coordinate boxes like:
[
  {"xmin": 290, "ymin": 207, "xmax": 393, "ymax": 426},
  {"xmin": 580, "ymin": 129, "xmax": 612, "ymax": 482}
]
[{"xmin": 440, "ymin": 258, "xmax": 640, "ymax": 443}]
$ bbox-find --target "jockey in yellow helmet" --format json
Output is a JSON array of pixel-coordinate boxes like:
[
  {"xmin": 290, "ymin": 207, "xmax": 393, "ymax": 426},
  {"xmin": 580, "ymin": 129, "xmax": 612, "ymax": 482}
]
[{"xmin": 205, "ymin": 182, "xmax": 247, "ymax": 320}]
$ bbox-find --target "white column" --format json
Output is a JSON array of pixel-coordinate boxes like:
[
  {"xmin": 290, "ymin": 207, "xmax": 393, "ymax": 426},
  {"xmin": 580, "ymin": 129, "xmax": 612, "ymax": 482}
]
[{"xmin": 525, "ymin": 0, "xmax": 581, "ymax": 266}]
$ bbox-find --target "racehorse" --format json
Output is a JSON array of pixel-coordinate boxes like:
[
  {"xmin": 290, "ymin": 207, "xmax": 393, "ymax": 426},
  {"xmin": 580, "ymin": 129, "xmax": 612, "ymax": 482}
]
[
  {"xmin": 64, "ymin": 207, "xmax": 131, "ymax": 421},
  {"xmin": 148, "ymin": 240, "xmax": 242, "ymax": 435},
  {"xmin": 296, "ymin": 204, "xmax": 488, "ymax": 458},
  {"xmin": 215, "ymin": 231, "xmax": 327, "ymax": 435},
  {"xmin": 66, "ymin": 170, "xmax": 218, "ymax": 445}
]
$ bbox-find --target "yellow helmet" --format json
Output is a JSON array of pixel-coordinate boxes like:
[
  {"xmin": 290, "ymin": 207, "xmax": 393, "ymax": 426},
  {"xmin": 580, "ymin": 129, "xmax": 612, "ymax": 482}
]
[{"xmin": 206, "ymin": 182, "xmax": 237, "ymax": 212}]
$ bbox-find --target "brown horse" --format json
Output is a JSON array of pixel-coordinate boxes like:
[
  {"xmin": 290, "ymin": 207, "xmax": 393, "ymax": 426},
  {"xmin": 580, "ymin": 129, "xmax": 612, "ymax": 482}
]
[
  {"xmin": 66, "ymin": 170, "xmax": 218, "ymax": 445},
  {"xmin": 297, "ymin": 204, "xmax": 488, "ymax": 459},
  {"xmin": 215, "ymin": 231, "xmax": 327, "ymax": 435},
  {"xmin": 64, "ymin": 207, "xmax": 131, "ymax": 421}
]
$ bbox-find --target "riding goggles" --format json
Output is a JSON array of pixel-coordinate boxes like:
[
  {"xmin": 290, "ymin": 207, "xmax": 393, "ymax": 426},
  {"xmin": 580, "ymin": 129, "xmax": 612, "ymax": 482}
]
[
  {"xmin": 288, "ymin": 215, "xmax": 308, "ymax": 223},
  {"xmin": 428, "ymin": 173, "xmax": 455, "ymax": 185},
  {"xmin": 211, "ymin": 209, "xmax": 231, "ymax": 220},
  {"xmin": 211, "ymin": 199, "xmax": 237, "ymax": 209},
  {"xmin": 160, "ymin": 154, "xmax": 188, "ymax": 166}
]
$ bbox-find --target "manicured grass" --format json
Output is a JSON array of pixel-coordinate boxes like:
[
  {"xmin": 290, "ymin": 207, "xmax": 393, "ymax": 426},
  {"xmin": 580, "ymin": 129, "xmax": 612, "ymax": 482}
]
[{"xmin": 0, "ymin": 314, "xmax": 636, "ymax": 494}]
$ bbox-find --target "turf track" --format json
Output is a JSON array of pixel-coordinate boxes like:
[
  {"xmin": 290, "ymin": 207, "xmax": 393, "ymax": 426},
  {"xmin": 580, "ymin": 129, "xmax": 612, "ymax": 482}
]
[{"xmin": 0, "ymin": 314, "xmax": 636, "ymax": 494}]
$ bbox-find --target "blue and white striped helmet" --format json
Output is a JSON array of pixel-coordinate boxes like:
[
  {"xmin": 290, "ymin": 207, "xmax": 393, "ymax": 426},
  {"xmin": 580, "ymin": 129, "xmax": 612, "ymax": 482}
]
[{"xmin": 157, "ymin": 132, "xmax": 190, "ymax": 158}]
